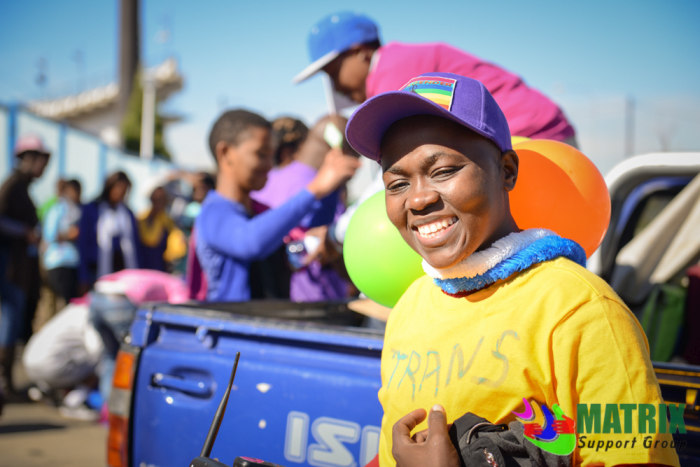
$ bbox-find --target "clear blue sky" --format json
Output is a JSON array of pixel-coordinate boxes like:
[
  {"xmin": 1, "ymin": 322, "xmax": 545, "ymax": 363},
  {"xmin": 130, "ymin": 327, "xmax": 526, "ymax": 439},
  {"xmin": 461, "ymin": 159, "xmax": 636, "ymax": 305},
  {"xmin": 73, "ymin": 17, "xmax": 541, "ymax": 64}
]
[{"xmin": 1, "ymin": 0, "xmax": 699, "ymax": 172}]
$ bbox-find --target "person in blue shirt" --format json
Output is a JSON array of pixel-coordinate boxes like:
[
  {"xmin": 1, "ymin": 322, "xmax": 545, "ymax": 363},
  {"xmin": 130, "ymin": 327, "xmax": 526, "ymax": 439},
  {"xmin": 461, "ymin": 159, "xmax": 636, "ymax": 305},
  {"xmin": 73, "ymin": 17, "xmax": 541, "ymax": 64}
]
[
  {"xmin": 43, "ymin": 178, "xmax": 82, "ymax": 303},
  {"xmin": 194, "ymin": 108, "xmax": 359, "ymax": 302}
]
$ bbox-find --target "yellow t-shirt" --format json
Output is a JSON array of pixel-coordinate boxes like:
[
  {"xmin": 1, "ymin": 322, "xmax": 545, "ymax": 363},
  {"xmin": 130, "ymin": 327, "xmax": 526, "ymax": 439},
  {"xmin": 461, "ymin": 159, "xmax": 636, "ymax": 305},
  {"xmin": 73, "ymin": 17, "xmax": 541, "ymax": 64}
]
[
  {"xmin": 138, "ymin": 210, "xmax": 175, "ymax": 247},
  {"xmin": 378, "ymin": 257, "xmax": 680, "ymax": 466}
]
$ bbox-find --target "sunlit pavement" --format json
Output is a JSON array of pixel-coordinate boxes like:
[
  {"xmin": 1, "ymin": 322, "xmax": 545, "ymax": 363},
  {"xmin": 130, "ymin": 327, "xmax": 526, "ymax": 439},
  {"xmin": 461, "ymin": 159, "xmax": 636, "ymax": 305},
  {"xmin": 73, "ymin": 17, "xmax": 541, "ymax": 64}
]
[
  {"xmin": 0, "ymin": 400, "xmax": 107, "ymax": 467},
  {"xmin": 0, "ymin": 344, "xmax": 107, "ymax": 467}
]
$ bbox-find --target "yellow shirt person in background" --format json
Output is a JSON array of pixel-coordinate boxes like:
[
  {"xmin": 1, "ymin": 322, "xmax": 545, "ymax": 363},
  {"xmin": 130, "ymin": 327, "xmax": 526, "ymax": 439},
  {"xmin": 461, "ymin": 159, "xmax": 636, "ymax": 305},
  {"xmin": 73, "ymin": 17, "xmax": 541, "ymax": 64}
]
[
  {"xmin": 138, "ymin": 186, "xmax": 185, "ymax": 272},
  {"xmin": 344, "ymin": 72, "xmax": 679, "ymax": 466}
]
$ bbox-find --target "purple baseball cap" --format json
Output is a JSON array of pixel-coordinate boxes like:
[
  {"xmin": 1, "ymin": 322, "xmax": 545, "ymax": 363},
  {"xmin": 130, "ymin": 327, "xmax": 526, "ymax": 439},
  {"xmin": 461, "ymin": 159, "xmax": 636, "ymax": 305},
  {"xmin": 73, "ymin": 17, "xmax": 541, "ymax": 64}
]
[
  {"xmin": 293, "ymin": 11, "xmax": 379, "ymax": 84},
  {"xmin": 345, "ymin": 72, "xmax": 512, "ymax": 162}
]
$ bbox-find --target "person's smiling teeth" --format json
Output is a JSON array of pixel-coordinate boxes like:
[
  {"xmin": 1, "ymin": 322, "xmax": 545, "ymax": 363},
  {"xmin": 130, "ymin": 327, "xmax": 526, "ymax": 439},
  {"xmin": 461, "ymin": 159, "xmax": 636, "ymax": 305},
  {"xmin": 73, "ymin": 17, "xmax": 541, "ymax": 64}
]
[{"xmin": 416, "ymin": 217, "xmax": 457, "ymax": 238}]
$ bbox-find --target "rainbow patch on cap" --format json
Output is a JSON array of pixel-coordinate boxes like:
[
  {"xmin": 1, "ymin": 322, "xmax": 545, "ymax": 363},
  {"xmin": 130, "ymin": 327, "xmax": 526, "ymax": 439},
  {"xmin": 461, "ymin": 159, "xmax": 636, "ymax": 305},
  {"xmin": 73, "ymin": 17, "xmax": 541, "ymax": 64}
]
[{"xmin": 400, "ymin": 76, "xmax": 457, "ymax": 110}]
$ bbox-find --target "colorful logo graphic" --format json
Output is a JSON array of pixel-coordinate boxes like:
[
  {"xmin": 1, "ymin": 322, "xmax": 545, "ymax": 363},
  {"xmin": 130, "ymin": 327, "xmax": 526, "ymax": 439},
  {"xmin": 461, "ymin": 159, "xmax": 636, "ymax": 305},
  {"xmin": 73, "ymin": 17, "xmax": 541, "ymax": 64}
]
[
  {"xmin": 512, "ymin": 398, "xmax": 576, "ymax": 456},
  {"xmin": 400, "ymin": 76, "xmax": 456, "ymax": 111}
]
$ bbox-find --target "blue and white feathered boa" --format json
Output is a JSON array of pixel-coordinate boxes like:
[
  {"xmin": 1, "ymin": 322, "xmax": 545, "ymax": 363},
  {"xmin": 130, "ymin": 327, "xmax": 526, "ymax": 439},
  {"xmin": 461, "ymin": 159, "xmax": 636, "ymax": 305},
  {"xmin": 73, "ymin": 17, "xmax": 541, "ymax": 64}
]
[{"xmin": 421, "ymin": 229, "xmax": 586, "ymax": 297}]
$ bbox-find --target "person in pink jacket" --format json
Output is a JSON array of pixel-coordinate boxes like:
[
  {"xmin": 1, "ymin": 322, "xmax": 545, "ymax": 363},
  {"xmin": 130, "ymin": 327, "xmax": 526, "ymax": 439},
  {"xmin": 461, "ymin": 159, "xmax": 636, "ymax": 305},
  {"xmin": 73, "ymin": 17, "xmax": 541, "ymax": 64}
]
[{"xmin": 294, "ymin": 11, "xmax": 576, "ymax": 145}]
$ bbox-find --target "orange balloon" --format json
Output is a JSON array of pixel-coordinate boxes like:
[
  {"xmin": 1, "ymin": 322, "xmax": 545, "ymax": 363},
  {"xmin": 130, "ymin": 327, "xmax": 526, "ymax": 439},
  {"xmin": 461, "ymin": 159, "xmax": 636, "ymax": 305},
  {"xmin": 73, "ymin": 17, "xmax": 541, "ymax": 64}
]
[
  {"xmin": 510, "ymin": 135, "xmax": 531, "ymax": 146},
  {"xmin": 509, "ymin": 139, "xmax": 610, "ymax": 258}
]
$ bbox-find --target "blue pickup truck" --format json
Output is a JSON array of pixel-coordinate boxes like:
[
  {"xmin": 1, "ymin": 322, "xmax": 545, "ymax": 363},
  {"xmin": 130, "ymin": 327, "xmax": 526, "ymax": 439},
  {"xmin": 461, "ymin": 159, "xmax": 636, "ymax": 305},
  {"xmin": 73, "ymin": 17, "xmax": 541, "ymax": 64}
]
[
  {"xmin": 108, "ymin": 301, "xmax": 384, "ymax": 467},
  {"xmin": 107, "ymin": 153, "xmax": 700, "ymax": 467}
]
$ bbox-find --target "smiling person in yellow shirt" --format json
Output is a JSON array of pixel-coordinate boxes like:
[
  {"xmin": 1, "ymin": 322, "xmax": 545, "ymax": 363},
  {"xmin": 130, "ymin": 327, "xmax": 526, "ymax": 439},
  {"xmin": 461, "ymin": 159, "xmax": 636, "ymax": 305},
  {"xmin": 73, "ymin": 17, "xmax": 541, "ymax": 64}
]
[{"xmin": 344, "ymin": 72, "xmax": 680, "ymax": 466}]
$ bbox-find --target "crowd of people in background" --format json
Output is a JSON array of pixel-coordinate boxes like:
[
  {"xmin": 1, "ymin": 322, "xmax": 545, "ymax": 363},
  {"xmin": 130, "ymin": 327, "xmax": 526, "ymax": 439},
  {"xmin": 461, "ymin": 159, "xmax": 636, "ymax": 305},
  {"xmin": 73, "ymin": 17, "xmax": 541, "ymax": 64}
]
[
  {"xmin": 0, "ymin": 9, "xmax": 580, "ymax": 429},
  {"xmin": 0, "ymin": 109, "xmax": 364, "ymax": 419},
  {"xmin": 0, "ymin": 134, "xmax": 227, "ymax": 418}
]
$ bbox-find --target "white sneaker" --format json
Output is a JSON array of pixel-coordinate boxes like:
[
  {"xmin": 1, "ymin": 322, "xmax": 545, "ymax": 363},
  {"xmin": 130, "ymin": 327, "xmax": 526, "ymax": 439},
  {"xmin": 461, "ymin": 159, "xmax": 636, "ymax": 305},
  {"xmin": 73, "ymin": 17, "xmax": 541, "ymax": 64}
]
[
  {"xmin": 58, "ymin": 404, "xmax": 100, "ymax": 422},
  {"xmin": 27, "ymin": 386, "xmax": 44, "ymax": 402},
  {"xmin": 62, "ymin": 385, "xmax": 90, "ymax": 408}
]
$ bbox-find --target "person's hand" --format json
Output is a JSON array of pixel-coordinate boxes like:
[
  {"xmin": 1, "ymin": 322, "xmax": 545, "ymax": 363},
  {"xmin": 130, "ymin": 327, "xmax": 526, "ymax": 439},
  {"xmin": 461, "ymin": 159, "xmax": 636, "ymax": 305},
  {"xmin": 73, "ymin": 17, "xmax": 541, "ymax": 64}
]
[
  {"xmin": 58, "ymin": 225, "xmax": 79, "ymax": 242},
  {"xmin": 25, "ymin": 227, "xmax": 40, "ymax": 245},
  {"xmin": 392, "ymin": 405, "xmax": 461, "ymax": 467},
  {"xmin": 306, "ymin": 148, "xmax": 360, "ymax": 199},
  {"xmin": 301, "ymin": 226, "xmax": 341, "ymax": 267}
]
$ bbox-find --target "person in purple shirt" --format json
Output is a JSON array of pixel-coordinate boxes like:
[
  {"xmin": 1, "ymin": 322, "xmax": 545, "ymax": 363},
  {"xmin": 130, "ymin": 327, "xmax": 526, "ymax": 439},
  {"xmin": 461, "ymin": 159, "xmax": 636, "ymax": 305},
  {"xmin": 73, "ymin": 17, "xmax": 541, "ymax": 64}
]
[
  {"xmin": 195, "ymin": 109, "xmax": 359, "ymax": 302},
  {"xmin": 252, "ymin": 115, "xmax": 356, "ymax": 302},
  {"xmin": 294, "ymin": 11, "xmax": 577, "ymax": 146}
]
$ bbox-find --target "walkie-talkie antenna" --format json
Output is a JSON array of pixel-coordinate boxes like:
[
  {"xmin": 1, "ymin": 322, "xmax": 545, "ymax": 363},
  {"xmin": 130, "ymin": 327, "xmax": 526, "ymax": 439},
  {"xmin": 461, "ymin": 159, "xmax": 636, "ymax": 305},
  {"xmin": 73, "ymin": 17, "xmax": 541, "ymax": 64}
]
[{"xmin": 200, "ymin": 352, "xmax": 241, "ymax": 458}]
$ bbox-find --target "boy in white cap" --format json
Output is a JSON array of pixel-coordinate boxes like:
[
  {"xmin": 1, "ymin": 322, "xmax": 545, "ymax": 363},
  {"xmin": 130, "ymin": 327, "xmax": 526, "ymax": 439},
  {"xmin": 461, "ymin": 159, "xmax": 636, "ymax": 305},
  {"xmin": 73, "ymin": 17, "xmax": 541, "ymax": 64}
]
[{"xmin": 344, "ymin": 73, "xmax": 679, "ymax": 466}]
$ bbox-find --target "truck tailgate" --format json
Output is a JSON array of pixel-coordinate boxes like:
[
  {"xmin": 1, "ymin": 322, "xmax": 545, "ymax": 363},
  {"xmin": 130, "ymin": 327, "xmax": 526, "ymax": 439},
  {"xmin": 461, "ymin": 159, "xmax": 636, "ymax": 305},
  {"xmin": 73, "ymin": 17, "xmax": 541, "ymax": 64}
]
[{"xmin": 129, "ymin": 302, "xmax": 384, "ymax": 467}]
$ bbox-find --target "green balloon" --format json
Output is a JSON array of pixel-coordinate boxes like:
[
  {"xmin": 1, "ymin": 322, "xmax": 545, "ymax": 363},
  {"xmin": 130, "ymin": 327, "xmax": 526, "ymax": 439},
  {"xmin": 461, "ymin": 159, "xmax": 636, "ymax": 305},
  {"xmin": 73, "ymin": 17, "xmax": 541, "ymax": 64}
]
[{"xmin": 343, "ymin": 190, "xmax": 424, "ymax": 307}]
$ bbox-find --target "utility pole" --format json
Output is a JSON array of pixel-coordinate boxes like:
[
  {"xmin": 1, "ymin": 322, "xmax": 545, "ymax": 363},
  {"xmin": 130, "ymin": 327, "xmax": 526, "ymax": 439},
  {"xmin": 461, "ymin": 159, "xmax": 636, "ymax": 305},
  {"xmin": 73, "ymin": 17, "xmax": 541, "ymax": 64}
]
[
  {"xmin": 140, "ymin": 71, "xmax": 155, "ymax": 160},
  {"xmin": 118, "ymin": 0, "xmax": 140, "ymax": 129}
]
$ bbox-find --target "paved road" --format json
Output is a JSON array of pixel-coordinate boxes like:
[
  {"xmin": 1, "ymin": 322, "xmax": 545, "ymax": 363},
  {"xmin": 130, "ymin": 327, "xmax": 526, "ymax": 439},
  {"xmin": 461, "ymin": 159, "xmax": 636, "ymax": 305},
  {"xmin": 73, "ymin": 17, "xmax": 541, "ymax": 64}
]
[
  {"xmin": 0, "ymin": 291, "xmax": 108, "ymax": 466},
  {"xmin": 0, "ymin": 338, "xmax": 107, "ymax": 467},
  {"xmin": 0, "ymin": 399, "xmax": 107, "ymax": 467}
]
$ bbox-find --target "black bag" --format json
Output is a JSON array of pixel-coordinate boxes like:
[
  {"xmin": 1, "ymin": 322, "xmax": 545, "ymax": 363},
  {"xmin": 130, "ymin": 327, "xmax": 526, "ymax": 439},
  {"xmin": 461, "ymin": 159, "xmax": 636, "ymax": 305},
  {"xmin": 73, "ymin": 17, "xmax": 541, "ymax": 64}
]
[{"xmin": 448, "ymin": 413, "xmax": 572, "ymax": 467}]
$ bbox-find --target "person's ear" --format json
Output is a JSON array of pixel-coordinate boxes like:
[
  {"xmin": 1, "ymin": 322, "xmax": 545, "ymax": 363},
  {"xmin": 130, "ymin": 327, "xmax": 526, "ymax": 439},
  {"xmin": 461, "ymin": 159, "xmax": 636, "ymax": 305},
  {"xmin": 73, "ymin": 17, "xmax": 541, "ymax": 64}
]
[
  {"xmin": 215, "ymin": 141, "xmax": 232, "ymax": 166},
  {"xmin": 501, "ymin": 150, "xmax": 518, "ymax": 192}
]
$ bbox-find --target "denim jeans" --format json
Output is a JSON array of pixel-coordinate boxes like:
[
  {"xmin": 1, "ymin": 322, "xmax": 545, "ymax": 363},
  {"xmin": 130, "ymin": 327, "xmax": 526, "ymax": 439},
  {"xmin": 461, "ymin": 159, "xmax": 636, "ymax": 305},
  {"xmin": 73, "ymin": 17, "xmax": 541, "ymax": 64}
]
[
  {"xmin": 88, "ymin": 291, "xmax": 137, "ymax": 401},
  {"xmin": 0, "ymin": 247, "xmax": 27, "ymax": 347}
]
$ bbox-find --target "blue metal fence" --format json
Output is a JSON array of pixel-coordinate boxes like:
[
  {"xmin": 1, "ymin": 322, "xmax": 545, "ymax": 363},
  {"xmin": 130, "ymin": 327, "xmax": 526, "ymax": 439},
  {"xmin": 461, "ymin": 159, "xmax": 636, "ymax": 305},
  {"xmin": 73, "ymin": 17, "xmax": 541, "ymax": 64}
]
[{"xmin": 1, "ymin": 103, "xmax": 179, "ymax": 214}]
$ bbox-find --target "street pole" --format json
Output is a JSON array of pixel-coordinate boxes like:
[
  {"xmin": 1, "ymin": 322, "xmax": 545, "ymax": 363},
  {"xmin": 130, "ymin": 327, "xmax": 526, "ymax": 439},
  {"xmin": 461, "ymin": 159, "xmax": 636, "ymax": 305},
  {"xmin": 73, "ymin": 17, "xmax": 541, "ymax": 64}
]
[{"xmin": 140, "ymin": 71, "xmax": 155, "ymax": 160}]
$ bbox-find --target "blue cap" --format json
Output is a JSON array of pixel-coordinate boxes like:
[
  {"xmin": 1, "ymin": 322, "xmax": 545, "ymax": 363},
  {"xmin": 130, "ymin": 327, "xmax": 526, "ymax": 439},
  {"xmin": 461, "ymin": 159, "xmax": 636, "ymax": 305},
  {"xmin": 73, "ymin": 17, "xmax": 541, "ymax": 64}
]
[
  {"xmin": 346, "ymin": 72, "xmax": 513, "ymax": 162},
  {"xmin": 293, "ymin": 12, "xmax": 379, "ymax": 84}
]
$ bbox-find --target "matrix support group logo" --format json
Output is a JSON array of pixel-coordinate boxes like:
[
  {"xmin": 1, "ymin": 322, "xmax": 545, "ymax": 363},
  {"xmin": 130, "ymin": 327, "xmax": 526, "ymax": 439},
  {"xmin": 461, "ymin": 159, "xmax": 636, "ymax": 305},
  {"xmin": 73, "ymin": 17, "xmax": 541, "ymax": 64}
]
[
  {"xmin": 514, "ymin": 399, "xmax": 687, "ymax": 456},
  {"xmin": 513, "ymin": 398, "xmax": 577, "ymax": 456}
]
